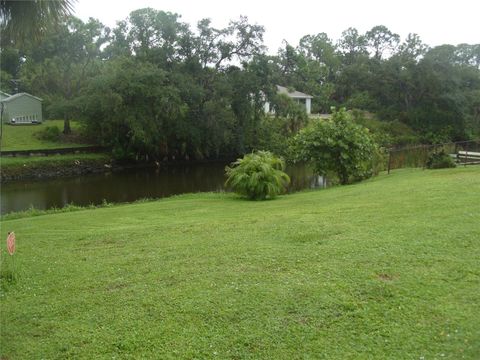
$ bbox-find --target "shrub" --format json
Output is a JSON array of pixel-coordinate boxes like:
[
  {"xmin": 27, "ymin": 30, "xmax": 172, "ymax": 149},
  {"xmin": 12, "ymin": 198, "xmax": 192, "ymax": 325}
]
[
  {"xmin": 292, "ymin": 107, "xmax": 378, "ymax": 184},
  {"xmin": 255, "ymin": 96, "xmax": 310, "ymax": 157},
  {"xmin": 351, "ymin": 110, "xmax": 420, "ymax": 146},
  {"xmin": 271, "ymin": 94, "xmax": 309, "ymax": 133},
  {"xmin": 383, "ymin": 120, "xmax": 420, "ymax": 145},
  {"xmin": 426, "ymin": 150, "xmax": 456, "ymax": 169},
  {"xmin": 35, "ymin": 126, "xmax": 61, "ymax": 141},
  {"xmin": 225, "ymin": 151, "xmax": 290, "ymax": 200},
  {"xmin": 256, "ymin": 115, "xmax": 295, "ymax": 157}
]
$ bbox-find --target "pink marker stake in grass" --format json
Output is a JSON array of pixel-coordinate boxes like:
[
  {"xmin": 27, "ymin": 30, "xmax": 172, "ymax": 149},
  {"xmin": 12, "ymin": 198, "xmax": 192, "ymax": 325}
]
[
  {"xmin": 6, "ymin": 231, "xmax": 16, "ymax": 280},
  {"xmin": 7, "ymin": 232, "xmax": 16, "ymax": 256}
]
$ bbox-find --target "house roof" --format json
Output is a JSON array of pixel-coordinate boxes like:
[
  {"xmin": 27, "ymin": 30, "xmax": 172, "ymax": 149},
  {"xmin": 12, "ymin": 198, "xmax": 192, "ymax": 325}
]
[
  {"xmin": 0, "ymin": 92, "xmax": 43, "ymax": 102},
  {"xmin": 277, "ymin": 85, "xmax": 313, "ymax": 99},
  {"xmin": 0, "ymin": 91, "xmax": 11, "ymax": 97}
]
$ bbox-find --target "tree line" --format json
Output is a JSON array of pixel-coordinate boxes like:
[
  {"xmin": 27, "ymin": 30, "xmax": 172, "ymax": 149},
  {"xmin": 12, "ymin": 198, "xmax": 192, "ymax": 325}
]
[{"xmin": 1, "ymin": 8, "xmax": 479, "ymax": 160}]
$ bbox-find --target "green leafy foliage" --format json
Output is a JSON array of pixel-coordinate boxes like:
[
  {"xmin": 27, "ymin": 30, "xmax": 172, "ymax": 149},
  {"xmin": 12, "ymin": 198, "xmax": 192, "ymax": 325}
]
[
  {"xmin": 34, "ymin": 125, "xmax": 61, "ymax": 142},
  {"xmin": 425, "ymin": 150, "xmax": 456, "ymax": 169},
  {"xmin": 225, "ymin": 151, "xmax": 290, "ymax": 200},
  {"xmin": 271, "ymin": 94, "xmax": 309, "ymax": 133},
  {"xmin": 351, "ymin": 110, "xmax": 420, "ymax": 146},
  {"xmin": 255, "ymin": 115, "xmax": 294, "ymax": 156},
  {"xmin": 292, "ymin": 108, "xmax": 378, "ymax": 184},
  {"xmin": 0, "ymin": 0, "xmax": 74, "ymax": 43},
  {"xmin": 2, "ymin": 11, "xmax": 479, "ymax": 160},
  {"xmin": 80, "ymin": 57, "xmax": 187, "ymax": 160},
  {"xmin": 74, "ymin": 10, "xmax": 266, "ymax": 161},
  {"xmin": 253, "ymin": 95, "xmax": 309, "ymax": 157}
]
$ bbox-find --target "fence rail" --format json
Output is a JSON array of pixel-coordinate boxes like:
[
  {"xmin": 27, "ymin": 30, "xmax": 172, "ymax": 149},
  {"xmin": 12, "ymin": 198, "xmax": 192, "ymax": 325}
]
[{"xmin": 387, "ymin": 139, "xmax": 480, "ymax": 173}]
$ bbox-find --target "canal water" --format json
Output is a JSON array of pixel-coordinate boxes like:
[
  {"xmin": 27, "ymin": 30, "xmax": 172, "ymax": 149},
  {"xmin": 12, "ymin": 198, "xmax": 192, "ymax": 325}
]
[{"xmin": 0, "ymin": 162, "xmax": 327, "ymax": 215}]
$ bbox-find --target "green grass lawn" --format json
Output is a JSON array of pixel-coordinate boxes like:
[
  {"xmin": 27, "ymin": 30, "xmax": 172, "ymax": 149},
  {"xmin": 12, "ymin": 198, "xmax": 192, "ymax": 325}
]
[
  {"xmin": 1, "ymin": 153, "xmax": 110, "ymax": 168},
  {"xmin": 0, "ymin": 120, "xmax": 91, "ymax": 151},
  {"xmin": 1, "ymin": 167, "xmax": 479, "ymax": 359}
]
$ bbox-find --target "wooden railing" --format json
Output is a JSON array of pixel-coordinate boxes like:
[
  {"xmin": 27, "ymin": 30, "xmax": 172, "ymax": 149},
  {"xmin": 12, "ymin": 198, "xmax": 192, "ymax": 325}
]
[{"xmin": 387, "ymin": 139, "xmax": 480, "ymax": 173}]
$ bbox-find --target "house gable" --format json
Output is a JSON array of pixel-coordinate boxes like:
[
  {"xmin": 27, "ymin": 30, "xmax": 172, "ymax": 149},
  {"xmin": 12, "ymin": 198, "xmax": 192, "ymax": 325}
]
[
  {"xmin": 1, "ymin": 92, "xmax": 43, "ymax": 124},
  {"xmin": 276, "ymin": 85, "xmax": 313, "ymax": 99},
  {"xmin": 0, "ymin": 91, "xmax": 11, "ymax": 101},
  {"xmin": 264, "ymin": 85, "xmax": 313, "ymax": 114}
]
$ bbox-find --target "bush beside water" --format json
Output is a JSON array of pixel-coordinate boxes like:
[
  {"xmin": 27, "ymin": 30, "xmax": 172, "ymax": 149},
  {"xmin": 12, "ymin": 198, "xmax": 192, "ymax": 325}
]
[
  {"xmin": 292, "ymin": 108, "xmax": 379, "ymax": 184},
  {"xmin": 426, "ymin": 150, "xmax": 456, "ymax": 169},
  {"xmin": 225, "ymin": 151, "xmax": 290, "ymax": 200}
]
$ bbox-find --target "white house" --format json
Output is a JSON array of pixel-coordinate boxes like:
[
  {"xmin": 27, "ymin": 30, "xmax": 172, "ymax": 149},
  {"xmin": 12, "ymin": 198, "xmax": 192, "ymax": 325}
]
[{"xmin": 264, "ymin": 85, "xmax": 313, "ymax": 114}]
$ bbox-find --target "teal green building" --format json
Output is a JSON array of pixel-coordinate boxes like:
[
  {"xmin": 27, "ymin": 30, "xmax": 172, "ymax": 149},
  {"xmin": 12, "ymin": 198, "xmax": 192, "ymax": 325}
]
[{"xmin": 1, "ymin": 91, "xmax": 43, "ymax": 124}]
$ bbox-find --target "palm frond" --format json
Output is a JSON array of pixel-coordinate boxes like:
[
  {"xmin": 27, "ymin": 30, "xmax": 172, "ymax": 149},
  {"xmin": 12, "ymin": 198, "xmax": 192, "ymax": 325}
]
[
  {"xmin": 0, "ymin": 0, "xmax": 75, "ymax": 43},
  {"xmin": 224, "ymin": 151, "xmax": 291, "ymax": 200}
]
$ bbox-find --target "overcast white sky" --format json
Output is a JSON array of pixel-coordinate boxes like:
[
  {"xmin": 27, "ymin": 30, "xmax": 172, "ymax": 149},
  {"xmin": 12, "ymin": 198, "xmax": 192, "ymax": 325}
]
[{"xmin": 73, "ymin": 0, "xmax": 479, "ymax": 53}]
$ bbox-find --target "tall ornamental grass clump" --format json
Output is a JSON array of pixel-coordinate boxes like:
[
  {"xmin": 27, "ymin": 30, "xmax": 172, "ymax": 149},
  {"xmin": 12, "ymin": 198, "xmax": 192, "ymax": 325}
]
[{"xmin": 225, "ymin": 151, "xmax": 290, "ymax": 200}]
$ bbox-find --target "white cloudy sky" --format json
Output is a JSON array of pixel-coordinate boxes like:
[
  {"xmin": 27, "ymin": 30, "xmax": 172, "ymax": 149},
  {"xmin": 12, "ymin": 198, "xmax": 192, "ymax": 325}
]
[{"xmin": 73, "ymin": 0, "xmax": 479, "ymax": 53}]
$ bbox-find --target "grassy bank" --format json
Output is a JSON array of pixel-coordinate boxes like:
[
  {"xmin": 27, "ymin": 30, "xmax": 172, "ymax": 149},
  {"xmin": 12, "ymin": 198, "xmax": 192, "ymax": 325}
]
[
  {"xmin": 1, "ymin": 153, "xmax": 110, "ymax": 168},
  {"xmin": 0, "ymin": 153, "xmax": 112, "ymax": 182},
  {"xmin": 1, "ymin": 167, "xmax": 479, "ymax": 358},
  {"xmin": 0, "ymin": 120, "xmax": 91, "ymax": 151}
]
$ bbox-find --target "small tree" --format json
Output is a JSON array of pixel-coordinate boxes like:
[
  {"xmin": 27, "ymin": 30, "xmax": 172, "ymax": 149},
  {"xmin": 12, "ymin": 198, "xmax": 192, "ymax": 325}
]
[
  {"xmin": 225, "ymin": 151, "xmax": 290, "ymax": 200},
  {"xmin": 292, "ymin": 108, "xmax": 378, "ymax": 184},
  {"xmin": 271, "ymin": 93, "xmax": 308, "ymax": 133}
]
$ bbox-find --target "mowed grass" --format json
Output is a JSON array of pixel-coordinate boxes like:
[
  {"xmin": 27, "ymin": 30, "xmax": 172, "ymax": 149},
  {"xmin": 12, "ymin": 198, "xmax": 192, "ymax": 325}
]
[
  {"xmin": 1, "ymin": 153, "xmax": 110, "ymax": 168},
  {"xmin": 0, "ymin": 120, "xmax": 90, "ymax": 151},
  {"xmin": 1, "ymin": 167, "xmax": 479, "ymax": 359}
]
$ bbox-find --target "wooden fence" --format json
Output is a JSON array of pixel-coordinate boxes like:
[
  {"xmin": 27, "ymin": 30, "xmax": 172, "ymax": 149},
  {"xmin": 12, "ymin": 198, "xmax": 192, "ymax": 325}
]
[{"xmin": 387, "ymin": 140, "xmax": 480, "ymax": 173}]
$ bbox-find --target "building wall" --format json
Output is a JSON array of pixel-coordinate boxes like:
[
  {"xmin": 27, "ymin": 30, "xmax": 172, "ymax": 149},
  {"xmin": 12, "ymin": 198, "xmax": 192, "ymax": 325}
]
[
  {"xmin": 2, "ymin": 95, "xmax": 43, "ymax": 123},
  {"xmin": 264, "ymin": 98, "xmax": 312, "ymax": 114},
  {"xmin": 306, "ymin": 98, "xmax": 311, "ymax": 114}
]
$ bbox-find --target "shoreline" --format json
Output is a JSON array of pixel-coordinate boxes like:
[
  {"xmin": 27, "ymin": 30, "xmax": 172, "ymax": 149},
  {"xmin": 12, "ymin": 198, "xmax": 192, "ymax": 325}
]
[
  {"xmin": 0, "ymin": 153, "xmax": 237, "ymax": 183},
  {"xmin": 0, "ymin": 153, "xmax": 114, "ymax": 182}
]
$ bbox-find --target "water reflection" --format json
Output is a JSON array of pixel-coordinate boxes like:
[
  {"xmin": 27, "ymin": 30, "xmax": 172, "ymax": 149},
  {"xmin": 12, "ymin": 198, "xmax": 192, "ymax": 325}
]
[{"xmin": 1, "ymin": 162, "xmax": 327, "ymax": 214}]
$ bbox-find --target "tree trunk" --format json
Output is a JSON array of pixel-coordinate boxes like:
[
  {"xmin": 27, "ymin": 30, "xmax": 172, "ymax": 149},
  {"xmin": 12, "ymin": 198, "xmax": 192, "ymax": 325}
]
[
  {"xmin": 339, "ymin": 169, "xmax": 349, "ymax": 185},
  {"xmin": 63, "ymin": 116, "xmax": 71, "ymax": 135}
]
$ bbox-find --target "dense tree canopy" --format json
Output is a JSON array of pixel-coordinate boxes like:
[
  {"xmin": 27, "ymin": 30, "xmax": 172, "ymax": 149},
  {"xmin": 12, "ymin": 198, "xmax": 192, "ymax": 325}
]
[{"xmin": 1, "ymin": 9, "xmax": 479, "ymax": 160}]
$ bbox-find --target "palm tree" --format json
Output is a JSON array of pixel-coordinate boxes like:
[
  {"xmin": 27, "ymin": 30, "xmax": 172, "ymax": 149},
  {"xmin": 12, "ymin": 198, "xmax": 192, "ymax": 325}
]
[
  {"xmin": 0, "ymin": 0, "xmax": 75, "ymax": 43},
  {"xmin": 225, "ymin": 151, "xmax": 291, "ymax": 200}
]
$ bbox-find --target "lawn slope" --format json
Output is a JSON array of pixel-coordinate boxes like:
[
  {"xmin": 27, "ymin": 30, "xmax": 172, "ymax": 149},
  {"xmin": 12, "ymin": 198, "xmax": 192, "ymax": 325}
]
[
  {"xmin": 1, "ymin": 120, "xmax": 90, "ymax": 151},
  {"xmin": 1, "ymin": 167, "xmax": 479, "ymax": 359}
]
